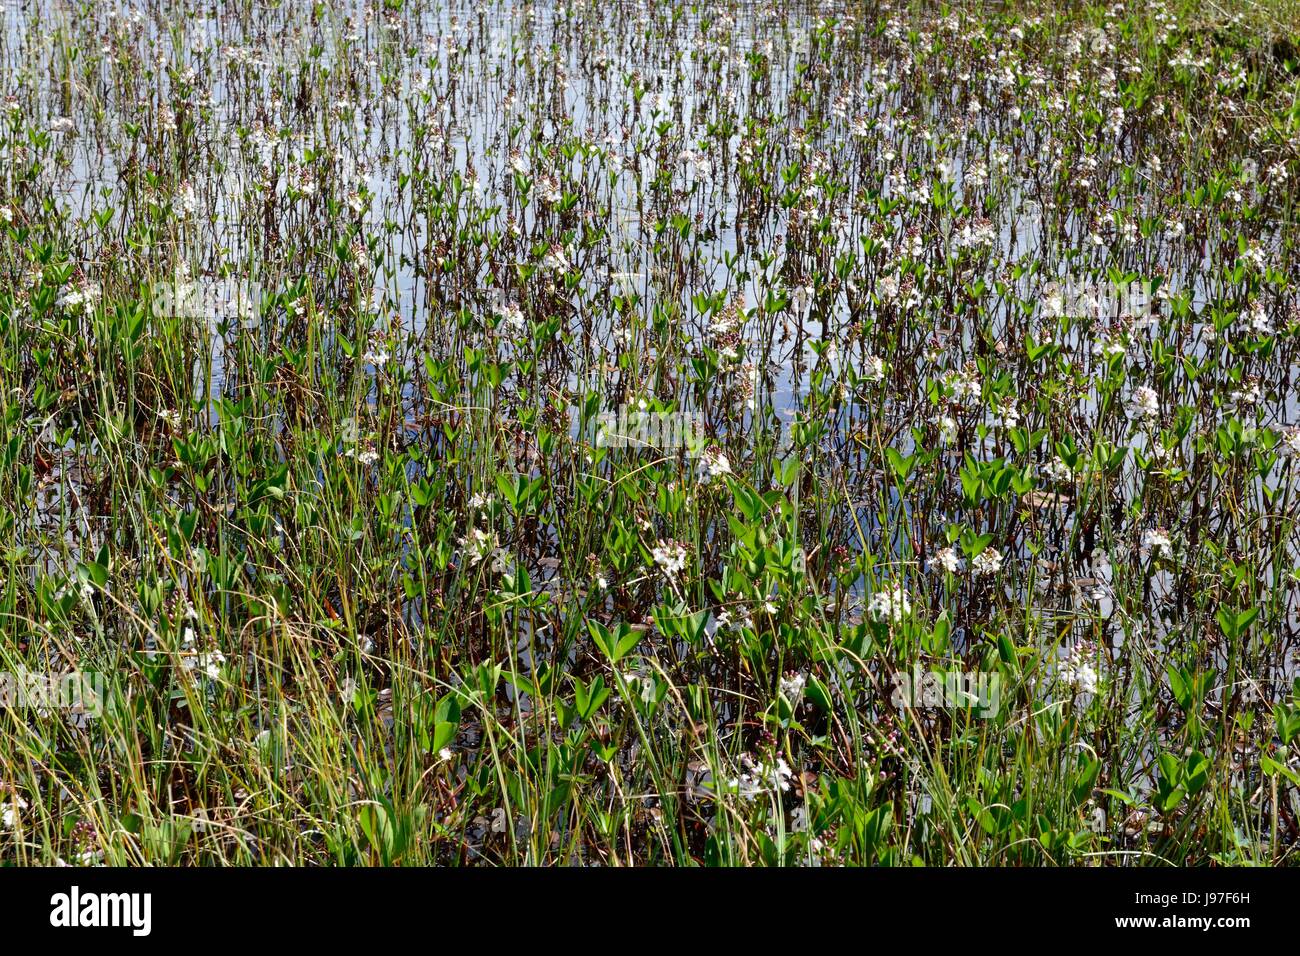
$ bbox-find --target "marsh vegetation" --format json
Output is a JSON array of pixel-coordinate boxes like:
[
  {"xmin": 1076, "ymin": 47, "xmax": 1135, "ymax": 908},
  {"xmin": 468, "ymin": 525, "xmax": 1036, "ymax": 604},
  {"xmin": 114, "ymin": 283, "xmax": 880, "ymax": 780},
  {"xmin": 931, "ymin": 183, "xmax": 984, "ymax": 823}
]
[{"xmin": 1, "ymin": 0, "xmax": 1300, "ymax": 865}]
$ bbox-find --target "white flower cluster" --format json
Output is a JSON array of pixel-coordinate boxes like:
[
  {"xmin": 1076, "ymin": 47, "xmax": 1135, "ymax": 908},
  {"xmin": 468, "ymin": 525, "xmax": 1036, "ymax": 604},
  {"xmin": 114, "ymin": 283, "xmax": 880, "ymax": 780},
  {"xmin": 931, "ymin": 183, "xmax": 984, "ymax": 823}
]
[
  {"xmin": 868, "ymin": 583, "xmax": 911, "ymax": 623},
  {"xmin": 459, "ymin": 527, "xmax": 510, "ymax": 574},
  {"xmin": 779, "ymin": 672, "xmax": 807, "ymax": 700},
  {"xmin": 1042, "ymin": 456, "xmax": 1072, "ymax": 483},
  {"xmin": 1141, "ymin": 527, "xmax": 1173, "ymax": 559},
  {"xmin": 971, "ymin": 548, "xmax": 1003, "ymax": 578},
  {"xmin": 651, "ymin": 540, "xmax": 688, "ymax": 578},
  {"xmin": 180, "ymin": 627, "xmax": 225, "ymax": 680},
  {"xmin": 937, "ymin": 414, "xmax": 958, "ymax": 445},
  {"xmin": 697, "ymin": 447, "xmax": 732, "ymax": 485},
  {"xmin": 1128, "ymin": 385, "xmax": 1160, "ymax": 420},
  {"xmin": 946, "ymin": 367, "xmax": 983, "ymax": 407},
  {"xmin": 932, "ymin": 547, "xmax": 963, "ymax": 574},
  {"xmin": 729, "ymin": 754, "xmax": 794, "ymax": 800},
  {"xmin": 1058, "ymin": 647, "xmax": 1099, "ymax": 697}
]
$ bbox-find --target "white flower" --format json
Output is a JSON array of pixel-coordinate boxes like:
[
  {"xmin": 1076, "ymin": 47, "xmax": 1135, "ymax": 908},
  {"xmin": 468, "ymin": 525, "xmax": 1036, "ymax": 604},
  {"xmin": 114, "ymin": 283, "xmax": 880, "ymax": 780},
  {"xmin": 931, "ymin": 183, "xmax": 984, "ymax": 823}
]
[
  {"xmin": 697, "ymin": 448, "xmax": 732, "ymax": 484},
  {"xmin": 1060, "ymin": 657, "xmax": 1098, "ymax": 696},
  {"xmin": 1095, "ymin": 334, "xmax": 1129, "ymax": 359},
  {"xmin": 500, "ymin": 302, "xmax": 525, "ymax": 331},
  {"xmin": 57, "ymin": 281, "xmax": 100, "ymax": 314},
  {"xmin": 2, "ymin": 796, "xmax": 26, "ymax": 829},
  {"xmin": 933, "ymin": 547, "xmax": 963, "ymax": 574},
  {"xmin": 538, "ymin": 174, "xmax": 562, "ymax": 205},
  {"xmin": 863, "ymin": 354, "xmax": 886, "ymax": 383},
  {"xmin": 791, "ymin": 284, "xmax": 813, "ymax": 317},
  {"xmin": 767, "ymin": 758, "xmax": 794, "ymax": 792},
  {"xmin": 459, "ymin": 527, "xmax": 500, "ymax": 566},
  {"xmin": 868, "ymin": 583, "xmax": 911, "ymax": 623},
  {"xmin": 176, "ymin": 182, "xmax": 198, "ymax": 218},
  {"xmin": 182, "ymin": 649, "xmax": 225, "ymax": 680},
  {"xmin": 199, "ymin": 653, "xmax": 225, "ymax": 679},
  {"xmin": 780, "ymin": 672, "xmax": 807, "ymax": 700},
  {"xmin": 948, "ymin": 369, "xmax": 982, "ymax": 406},
  {"xmin": 1128, "ymin": 386, "xmax": 1160, "ymax": 420},
  {"xmin": 971, "ymin": 548, "xmax": 1003, "ymax": 578},
  {"xmin": 729, "ymin": 754, "xmax": 794, "ymax": 799},
  {"xmin": 1242, "ymin": 303, "xmax": 1273, "ymax": 336},
  {"xmin": 994, "ymin": 398, "xmax": 1020, "ymax": 429},
  {"xmin": 542, "ymin": 243, "xmax": 571, "ymax": 272},
  {"xmin": 651, "ymin": 540, "xmax": 688, "ymax": 578},
  {"xmin": 1042, "ymin": 456, "xmax": 1072, "ymax": 483},
  {"xmin": 1142, "ymin": 528, "xmax": 1172, "ymax": 559},
  {"xmin": 707, "ymin": 608, "xmax": 753, "ymax": 643},
  {"xmin": 1227, "ymin": 382, "xmax": 1258, "ymax": 411},
  {"xmin": 937, "ymin": 415, "xmax": 958, "ymax": 446},
  {"xmin": 0, "ymin": 206, "xmax": 11, "ymax": 224}
]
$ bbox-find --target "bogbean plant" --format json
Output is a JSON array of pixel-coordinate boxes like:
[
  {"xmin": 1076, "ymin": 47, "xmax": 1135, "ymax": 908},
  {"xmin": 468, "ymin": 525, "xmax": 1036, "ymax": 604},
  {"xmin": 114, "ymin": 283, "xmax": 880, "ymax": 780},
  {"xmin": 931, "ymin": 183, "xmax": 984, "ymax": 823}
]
[{"xmin": 1, "ymin": 0, "xmax": 1299, "ymax": 865}]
